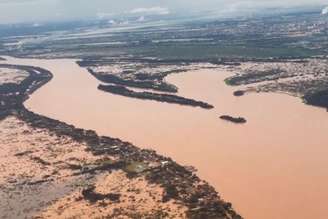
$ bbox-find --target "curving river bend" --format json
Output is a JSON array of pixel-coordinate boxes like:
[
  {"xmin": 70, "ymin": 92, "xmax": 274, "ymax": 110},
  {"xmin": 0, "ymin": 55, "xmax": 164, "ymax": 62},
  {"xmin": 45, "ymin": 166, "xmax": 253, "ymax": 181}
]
[{"xmin": 4, "ymin": 56, "xmax": 328, "ymax": 219}]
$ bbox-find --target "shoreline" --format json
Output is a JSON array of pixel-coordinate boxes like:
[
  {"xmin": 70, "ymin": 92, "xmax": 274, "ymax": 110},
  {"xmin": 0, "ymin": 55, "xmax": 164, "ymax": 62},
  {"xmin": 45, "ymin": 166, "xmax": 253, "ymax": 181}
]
[
  {"xmin": 98, "ymin": 84, "xmax": 214, "ymax": 109},
  {"xmin": 5, "ymin": 56, "xmax": 328, "ymax": 219},
  {"xmin": 0, "ymin": 59, "xmax": 241, "ymax": 218}
]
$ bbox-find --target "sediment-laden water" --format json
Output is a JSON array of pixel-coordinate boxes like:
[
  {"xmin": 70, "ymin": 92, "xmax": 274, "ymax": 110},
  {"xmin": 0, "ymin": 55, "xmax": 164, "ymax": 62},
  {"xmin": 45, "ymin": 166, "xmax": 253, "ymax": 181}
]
[{"xmin": 4, "ymin": 56, "xmax": 328, "ymax": 219}]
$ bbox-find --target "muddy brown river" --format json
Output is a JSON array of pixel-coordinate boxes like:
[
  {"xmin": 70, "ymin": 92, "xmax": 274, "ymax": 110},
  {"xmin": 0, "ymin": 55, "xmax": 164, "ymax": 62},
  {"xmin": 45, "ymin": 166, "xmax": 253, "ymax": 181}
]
[{"xmin": 3, "ymin": 57, "xmax": 328, "ymax": 219}]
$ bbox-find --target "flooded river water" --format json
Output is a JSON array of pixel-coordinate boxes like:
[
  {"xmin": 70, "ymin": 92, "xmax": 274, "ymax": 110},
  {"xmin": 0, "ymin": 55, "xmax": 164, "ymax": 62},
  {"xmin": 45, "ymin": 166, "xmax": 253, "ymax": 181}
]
[{"xmin": 4, "ymin": 57, "xmax": 328, "ymax": 219}]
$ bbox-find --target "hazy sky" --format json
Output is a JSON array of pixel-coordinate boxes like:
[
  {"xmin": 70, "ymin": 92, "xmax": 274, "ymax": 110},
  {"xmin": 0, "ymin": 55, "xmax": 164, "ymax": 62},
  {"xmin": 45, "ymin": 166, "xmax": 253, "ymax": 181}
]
[{"xmin": 0, "ymin": 0, "xmax": 327, "ymax": 24}]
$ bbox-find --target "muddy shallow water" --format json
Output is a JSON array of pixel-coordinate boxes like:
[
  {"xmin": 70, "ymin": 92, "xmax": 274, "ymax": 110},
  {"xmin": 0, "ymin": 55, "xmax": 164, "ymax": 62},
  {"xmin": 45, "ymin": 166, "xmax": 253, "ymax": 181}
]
[{"xmin": 3, "ymin": 56, "xmax": 328, "ymax": 219}]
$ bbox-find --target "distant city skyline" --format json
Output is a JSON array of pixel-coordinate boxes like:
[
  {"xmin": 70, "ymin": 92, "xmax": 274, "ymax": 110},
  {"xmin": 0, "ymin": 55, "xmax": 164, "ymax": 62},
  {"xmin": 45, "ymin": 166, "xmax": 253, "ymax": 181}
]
[{"xmin": 0, "ymin": 0, "xmax": 327, "ymax": 24}]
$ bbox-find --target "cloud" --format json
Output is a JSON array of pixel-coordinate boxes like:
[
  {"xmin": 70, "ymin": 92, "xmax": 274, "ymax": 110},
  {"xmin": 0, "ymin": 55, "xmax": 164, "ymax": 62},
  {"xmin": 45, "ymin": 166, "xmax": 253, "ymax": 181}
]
[
  {"xmin": 96, "ymin": 6, "xmax": 169, "ymax": 22},
  {"xmin": 96, "ymin": 12, "xmax": 115, "ymax": 19},
  {"xmin": 0, "ymin": 0, "xmax": 43, "ymax": 5},
  {"xmin": 137, "ymin": 16, "xmax": 145, "ymax": 22},
  {"xmin": 129, "ymin": 7, "xmax": 170, "ymax": 15},
  {"xmin": 0, "ymin": 0, "xmax": 327, "ymax": 24}
]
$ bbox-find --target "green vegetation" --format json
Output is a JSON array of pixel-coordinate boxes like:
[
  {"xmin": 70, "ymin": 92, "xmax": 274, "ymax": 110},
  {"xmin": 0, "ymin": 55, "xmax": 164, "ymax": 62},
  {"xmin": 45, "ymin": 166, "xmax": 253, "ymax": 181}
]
[
  {"xmin": 303, "ymin": 89, "xmax": 328, "ymax": 110},
  {"xmin": 124, "ymin": 161, "xmax": 149, "ymax": 174}
]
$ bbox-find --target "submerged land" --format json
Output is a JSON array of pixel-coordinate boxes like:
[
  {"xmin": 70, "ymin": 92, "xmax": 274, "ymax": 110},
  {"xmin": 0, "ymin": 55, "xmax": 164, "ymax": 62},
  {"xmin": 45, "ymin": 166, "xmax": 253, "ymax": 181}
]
[
  {"xmin": 0, "ymin": 62, "xmax": 240, "ymax": 218},
  {"xmin": 1, "ymin": 7, "xmax": 328, "ymax": 110},
  {"xmin": 225, "ymin": 59, "xmax": 328, "ymax": 110},
  {"xmin": 1, "ymin": 5, "xmax": 328, "ymax": 219}
]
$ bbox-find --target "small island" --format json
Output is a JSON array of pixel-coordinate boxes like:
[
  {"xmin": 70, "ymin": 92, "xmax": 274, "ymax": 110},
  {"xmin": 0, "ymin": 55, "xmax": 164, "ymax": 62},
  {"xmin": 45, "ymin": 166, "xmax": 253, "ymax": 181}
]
[
  {"xmin": 233, "ymin": 90, "xmax": 246, "ymax": 97},
  {"xmin": 98, "ymin": 84, "xmax": 214, "ymax": 109},
  {"xmin": 220, "ymin": 115, "xmax": 247, "ymax": 124}
]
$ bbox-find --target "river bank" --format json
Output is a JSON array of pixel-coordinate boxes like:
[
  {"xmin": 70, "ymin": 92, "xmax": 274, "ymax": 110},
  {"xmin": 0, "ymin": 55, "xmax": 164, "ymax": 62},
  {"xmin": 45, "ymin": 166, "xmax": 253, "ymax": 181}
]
[
  {"xmin": 0, "ymin": 58, "xmax": 241, "ymax": 218},
  {"xmin": 4, "ymin": 56, "xmax": 328, "ymax": 219}
]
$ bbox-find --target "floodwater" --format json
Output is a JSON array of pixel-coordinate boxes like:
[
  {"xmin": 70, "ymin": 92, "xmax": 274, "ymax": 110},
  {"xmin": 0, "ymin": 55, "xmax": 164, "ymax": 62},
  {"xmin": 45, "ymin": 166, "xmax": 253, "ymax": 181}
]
[{"xmin": 3, "ymin": 56, "xmax": 328, "ymax": 219}]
